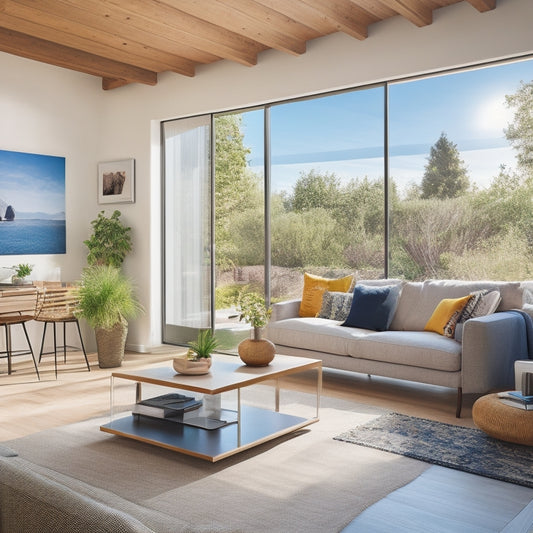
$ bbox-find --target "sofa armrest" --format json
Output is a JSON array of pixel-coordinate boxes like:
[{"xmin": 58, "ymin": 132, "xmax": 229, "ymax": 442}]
[
  {"xmin": 0, "ymin": 457, "xmax": 155, "ymax": 533},
  {"xmin": 461, "ymin": 311, "xmax": 529, "ymax": 394},
  {"xmin": 270, "ymin": 299, "xmax": 301, "ymax": 322}
]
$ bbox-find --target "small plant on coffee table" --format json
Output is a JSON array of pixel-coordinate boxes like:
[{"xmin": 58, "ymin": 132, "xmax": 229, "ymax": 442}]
[{"xmin": 187, "ymin": 329, "xmax": 219, "ymax": 360}]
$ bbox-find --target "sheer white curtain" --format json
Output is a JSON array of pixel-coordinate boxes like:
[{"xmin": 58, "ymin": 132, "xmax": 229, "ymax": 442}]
[{"xmin": 163, "ymin": 116, "xmax": 211, "ymax": 336}]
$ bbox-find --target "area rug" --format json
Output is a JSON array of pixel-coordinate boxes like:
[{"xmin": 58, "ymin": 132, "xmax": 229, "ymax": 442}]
[
  {"xmin": 3, "ymin": 392, "xmax": 430, "ymax": 533},
  {"xmin": 334, "ymin": 412, "xmax": 533, "ymax": 489}
]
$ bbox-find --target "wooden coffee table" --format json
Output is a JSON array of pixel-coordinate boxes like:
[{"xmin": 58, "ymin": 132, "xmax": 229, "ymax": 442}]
[{"xmin": 100, "ymin": 353, "xmax": 322, "ymax": 462}]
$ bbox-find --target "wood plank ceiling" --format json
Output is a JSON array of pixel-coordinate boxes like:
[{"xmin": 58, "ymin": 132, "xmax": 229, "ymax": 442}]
[{"xmin": 0, "ymin": 0, "xmax": 496, "ymax": 90}]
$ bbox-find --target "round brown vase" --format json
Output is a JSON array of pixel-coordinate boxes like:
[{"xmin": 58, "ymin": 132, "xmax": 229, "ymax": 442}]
[{"xmin": 238, "ymin": 327, "xmax": 276, "ymax": 367}]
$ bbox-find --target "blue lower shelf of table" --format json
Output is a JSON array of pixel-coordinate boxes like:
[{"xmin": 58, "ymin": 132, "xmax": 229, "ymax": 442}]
[{"xmin": 100, "ymin": 404, "xmax": 317, "ymax": 461}]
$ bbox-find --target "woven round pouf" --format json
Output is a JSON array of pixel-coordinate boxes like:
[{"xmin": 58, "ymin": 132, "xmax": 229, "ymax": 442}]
[{"xmin": 472, "ymin": 393, "xmax": 533, "ymax": 446}]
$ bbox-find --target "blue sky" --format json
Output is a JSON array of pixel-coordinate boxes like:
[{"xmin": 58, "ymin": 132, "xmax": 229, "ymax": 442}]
[
  {"xmin": 241, "ymin": 57, "xmax": 532, "ymax": 196},
  {"xmin": 0, "ymin": 150, "xmax": 65, "ymax": 215}
]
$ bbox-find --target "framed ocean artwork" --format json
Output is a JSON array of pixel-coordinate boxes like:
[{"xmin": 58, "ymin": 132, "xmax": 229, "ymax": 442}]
[{"xmin": 0, "ymin": 149, "xmax": 66, "ymax": 255}]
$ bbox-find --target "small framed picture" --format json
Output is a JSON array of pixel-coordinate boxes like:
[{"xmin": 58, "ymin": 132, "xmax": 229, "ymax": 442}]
[{"xmin": 97, "ymin": 159, "xmax": 135, "ymax": 204}]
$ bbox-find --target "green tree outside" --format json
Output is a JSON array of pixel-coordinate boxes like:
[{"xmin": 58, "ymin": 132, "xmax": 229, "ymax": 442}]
[
  {"xmin": 214, "ymin": 114, "xmax": 263, "ymax": 269},
  {"xmin": 214, "ymin": 76, "xmax": 533, "ymax": 296},
  {"xmin": 505, "ymin": 81, "xmax": 533, "ymax": 173},
  {"xmin": 420, "ymin": 132, "xmax": 470, "ymax": 199}
]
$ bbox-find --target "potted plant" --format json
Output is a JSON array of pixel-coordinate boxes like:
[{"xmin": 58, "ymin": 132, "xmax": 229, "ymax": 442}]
[
  {"xmin": 84, "ymin": 210, "xmax": 132, "ymax": 267},
  {"xmin": 234, "ymin": 292, "xmax": 275, "ymax": 366},
  {"xmin": 12, "ymin": 263, "xmax": 33, "ymax": 285},
  {"xmin": 75, "ymin": 265, "xmax": 143, "ymax": 368},
  {"xmin": 173, "ymin": 329, "xmax": 219, "ymax": 375}
]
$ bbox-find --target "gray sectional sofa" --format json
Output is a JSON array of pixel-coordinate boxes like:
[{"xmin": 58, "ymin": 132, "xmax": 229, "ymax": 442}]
[
  {"xmin": 0, "ymin": 446, "xmax": 181, "ymax": 533},
  {"xmin": 266, "ymin": 279, "xmax": 533, "ymax": 416}
]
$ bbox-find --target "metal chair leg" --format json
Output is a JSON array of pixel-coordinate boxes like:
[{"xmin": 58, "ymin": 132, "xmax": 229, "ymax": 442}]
[
  {"xmin": 63, "ymin": 322, "xmax": 67, "ymax": 363},
  {"xmin": 38, "ymin": 322, "xmax": 48, "ymax": 363},
  {"xmin": 75, "ymin": 320, "xmax": 91, "ymax": 372},
  {"xmin": 52, "ymin": 322, "xmax": 58, "ymax": 379},
  {"xmin": 21, "ymin": 322, "xmax": 40, "ymax": 380},
  {"xmin": 4, "ymin": 324, "xmax": 12, "ymax": 375}
]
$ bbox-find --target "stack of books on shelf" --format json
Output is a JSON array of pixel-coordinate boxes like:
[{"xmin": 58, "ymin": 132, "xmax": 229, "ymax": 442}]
[
  {"xmin": 132, "ymin": 393, "xmax": 202, "ymax": 421},
  {"xmin": 497, "ymin": 391, "xmax": 533, "ymax": 411},
  {"xmin": 132, "ymin": 393, "xmax": 238, "ymax": 430}
]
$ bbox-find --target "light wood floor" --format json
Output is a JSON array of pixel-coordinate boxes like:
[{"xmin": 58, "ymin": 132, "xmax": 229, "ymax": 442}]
[
  {"xmin": 0, "ymin": 347, "xmax": 478, "ymax": 440},
  {"xmin": 1, "ymin": 349, "xmax": 531, "ymax": 532}
]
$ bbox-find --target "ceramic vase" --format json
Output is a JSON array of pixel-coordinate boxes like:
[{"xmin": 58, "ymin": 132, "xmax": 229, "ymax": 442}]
[
  {"xmin": 238, "ymin": 327, "xmax": 275, "ymax": 367},
  {"xmin": 173, "ymin": 353, "xmax": 212, "ymax": 375}
]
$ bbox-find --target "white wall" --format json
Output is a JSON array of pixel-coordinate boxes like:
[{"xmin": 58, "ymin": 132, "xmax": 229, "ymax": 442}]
[
  {"xmin": 0, "ymin": 53, "xmax": 103, "ymax": 352},
  {"xmin": 1, "ymin": 0, "xmax": 532, "ymax": 354}
]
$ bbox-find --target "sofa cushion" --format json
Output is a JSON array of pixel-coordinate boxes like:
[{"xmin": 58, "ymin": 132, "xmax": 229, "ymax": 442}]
[
  {"xmin": 346, "ymin": 330, "xmax": 462, "ymax": 372},
  {"xmin": 266, "ymin": 317, "xmax": 367, "ymax": 356},
  {"xmin": 299, "ymin": 273, "xmax": 353, "ymax": 317},
  {"xmin": 458, "ymin": 290, "xmax": 501, "ymax": 323},
  {"xmin": 317, "ymin": 291, "xmax": 353, "ymax": 321},
  {"xmin": 390, "ymin": 280, "xmax": 523, "ymax": 331},
  {"xmin": 342, "ymin": 284, "xmax": 401, "ymax": 331},
  {"xmin": 424, "ymin": 295, "xmax": 472, "ymax": 337}
]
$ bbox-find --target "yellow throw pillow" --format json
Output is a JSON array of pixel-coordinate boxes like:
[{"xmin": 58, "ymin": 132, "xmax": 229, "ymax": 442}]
[
  {"xmin": 299, "ymin": 273, "xmax": 354, "ymax": 317},
  {"xmin": 424, "ymin": 295, "xmax": 473, "ymax": 337}
]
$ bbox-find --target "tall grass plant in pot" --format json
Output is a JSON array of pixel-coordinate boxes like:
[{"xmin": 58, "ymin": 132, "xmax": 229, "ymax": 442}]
[{"xmin": 76, "ymin": 265, "xmax": 143, "ymax": 368}]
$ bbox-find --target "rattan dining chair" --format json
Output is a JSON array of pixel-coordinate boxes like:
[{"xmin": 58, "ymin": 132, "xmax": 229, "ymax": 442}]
[
  {"xmin": 0, "ymin": 287, "xmax": 40, "ymax": 379},
  {"xmin": 34, "ymin": 285, "xmax": 90, "ymax": 377}
]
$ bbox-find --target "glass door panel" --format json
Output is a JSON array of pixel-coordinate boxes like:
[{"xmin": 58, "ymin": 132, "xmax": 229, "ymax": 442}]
[
  {"xmin": 162, "ymin": 115, "xmax": 212, "ymax": 345},
  {"xmin": 269, "ymin": 88, "xmax": 386, "ymax": 303},
  {"xmin": 214, "ymin": 110, "xmax": 265, "ymax": 351}
]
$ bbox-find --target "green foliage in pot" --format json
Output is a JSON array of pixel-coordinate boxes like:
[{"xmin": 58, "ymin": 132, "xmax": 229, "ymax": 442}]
[
  {"xmin": 12, "ymin": 263, "xmax": 33, "ymax": 279},
  {"xmin": 75, "ymin": 265, "xmax": 143, "ymax": 330},
  {"xmin": 235, "ymin": 291, "xmax": 272, "ymax": 329},
  {"xmin": 187, "ymin": 329, "xmax": 219, "ymax": 359},
  {"xmin": 84, "ymin": 210, "xmax": 132, "ymax": 268}
]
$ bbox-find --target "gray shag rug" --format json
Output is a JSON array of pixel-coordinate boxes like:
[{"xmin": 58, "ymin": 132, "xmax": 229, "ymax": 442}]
[{"xmin": 334, "ymin": 412, "xmax": 533, "ymax": 489}]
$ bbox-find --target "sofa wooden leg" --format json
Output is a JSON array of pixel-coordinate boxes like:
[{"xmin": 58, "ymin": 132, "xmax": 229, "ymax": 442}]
[{"xmin": 456, "ymin": 387, "xmax": 462, "ymax": 418}]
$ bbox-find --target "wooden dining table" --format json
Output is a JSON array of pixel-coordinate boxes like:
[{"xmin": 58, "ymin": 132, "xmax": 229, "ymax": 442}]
[{"xmin": 0, "ymin": 285, "xmax": 38, "ymax": 315}]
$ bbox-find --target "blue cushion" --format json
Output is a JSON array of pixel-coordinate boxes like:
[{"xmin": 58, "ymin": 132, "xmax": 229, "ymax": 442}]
[{"xmin": 342, "ymin": 284, "xmax": 401, "ymax": 331}]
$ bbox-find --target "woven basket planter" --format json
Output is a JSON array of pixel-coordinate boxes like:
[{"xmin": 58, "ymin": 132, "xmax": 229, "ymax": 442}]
[{"xmin": 95, "ymin": 319, "xmax": 128, "ymax": 368}]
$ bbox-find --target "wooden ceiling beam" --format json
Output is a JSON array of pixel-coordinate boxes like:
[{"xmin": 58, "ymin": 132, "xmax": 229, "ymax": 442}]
[
  {"xmin": 0, "ymin": 27, "xmax": 157, "ymax": 86},
  {"xmin": 164, "ymin": 0, "xmax": 307, "ymax": 55},
  {"xmin": 382, "ymin": 0, "xmax": 433, "ymax": 27},
  {"xmin": 465, "ymin": 0, "xmax": 496, "ymax": 12},
  {"xmin": 102, "ymin": 78, "xmax": 131, "ymax": 90},
  {"xmin": 298, "ymin": 0, "xmax": 371, "ymax": 40},
  {"xmin": 215, "ymin": 0, "xmax": 320, "ymax": 41},
  {"xmin": 0, "ymin": 0, "xmax": 502, "ymax": 90},
  {"xmin": 4, "ymin": 0, "xmax": 208, "ymax": 71},
  {"xmin": 252, "ymin": 0, "xmax": 339, "ymax": 35},
  {"xmin": 0, "ymin": 9, "xmax": 196, "ymax": 77},
  {"xmin": 96, "ymin": 0, "xmax": 261, "ymax": 67}
]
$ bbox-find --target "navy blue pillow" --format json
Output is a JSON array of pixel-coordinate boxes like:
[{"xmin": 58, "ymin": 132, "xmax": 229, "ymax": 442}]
[{"xmin": 342, "ymin": 284, "xmax": 401, "ymax": 331}]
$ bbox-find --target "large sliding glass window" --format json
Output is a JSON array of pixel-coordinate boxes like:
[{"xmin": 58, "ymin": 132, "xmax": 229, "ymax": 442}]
[
  {"xmin": 214, "ymin": 110, "xmax": 265, "ymax": 350},
  {"xmin": 162, "ymin": 56, "xmax": 533, "ymax": 347},
  {"xmin": 270, "ymin": 88, "xmax": 386, "ymax": 302},
  {"xmin": 162, "ymin": 116, "xmax": 212, "ymax": 345},
  {"xmin": 388, "ymin": 59, "xmax": 533, "ymax": 281}
]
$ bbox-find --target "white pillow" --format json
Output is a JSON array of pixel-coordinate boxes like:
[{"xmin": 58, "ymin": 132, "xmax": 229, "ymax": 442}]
[{"xmin": 471, "ymin": 290, "xmax": 501, "ymax": 318}]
